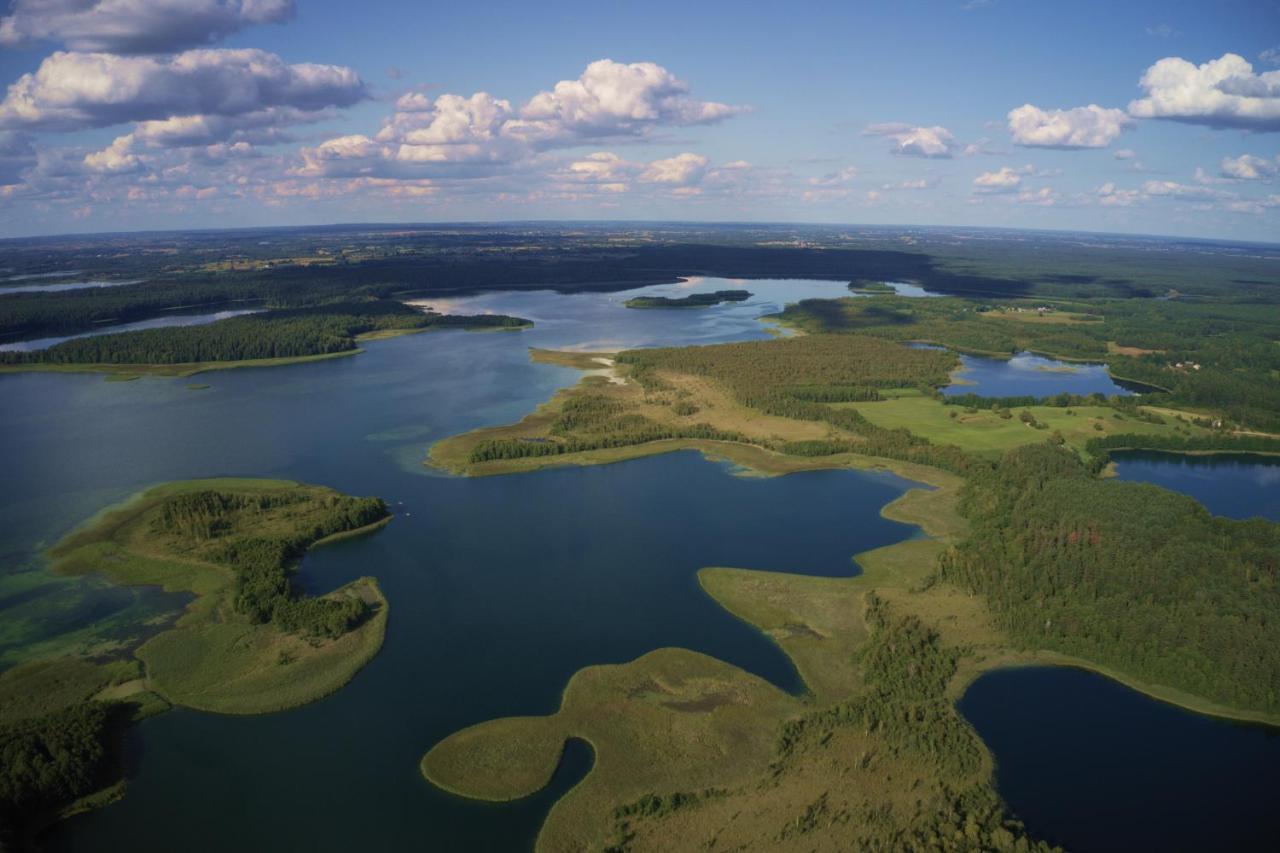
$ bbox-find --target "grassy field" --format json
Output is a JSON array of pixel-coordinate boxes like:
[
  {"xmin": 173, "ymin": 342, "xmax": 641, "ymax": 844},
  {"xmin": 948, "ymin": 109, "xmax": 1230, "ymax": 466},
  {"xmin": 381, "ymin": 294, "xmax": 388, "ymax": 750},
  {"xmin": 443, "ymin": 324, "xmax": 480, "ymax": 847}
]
[
  {"xmin": 836, "ymin": 390, "xmax": 1209, "ymax": 458},
  {"xmin": 47, "ymin": 478, "xmax": 392, "ymax": 713}
]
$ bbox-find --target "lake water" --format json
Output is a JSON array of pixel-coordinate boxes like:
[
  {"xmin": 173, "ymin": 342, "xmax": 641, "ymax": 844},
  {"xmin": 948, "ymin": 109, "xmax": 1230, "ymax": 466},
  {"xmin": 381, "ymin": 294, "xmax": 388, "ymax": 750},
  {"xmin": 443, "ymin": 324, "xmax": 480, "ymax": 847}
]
[
  {"xmin": 943, "ymin": 351, "xmax": 1134, "ymax": 398},
  {"xmin": 0, "ymin": 277, "xmax": 916, "ymax": 851},
  {"xmin": 1110, "ymin": 450, "xmax": 1280, "ymax": 521},
  {"xmin": 0, "ymin": 276, "xmax": 1269, "ymax": 850},
  {"xmin": 960, "ymin": 666, "xmax": 1280, "ymax": 852},
  {"xmin": 0, "ymin": 308, "xmax": 262, "ymax": 352},
  {"xmin": 0, "ymin": 279, "xmax": 142, "ymax": 295}
]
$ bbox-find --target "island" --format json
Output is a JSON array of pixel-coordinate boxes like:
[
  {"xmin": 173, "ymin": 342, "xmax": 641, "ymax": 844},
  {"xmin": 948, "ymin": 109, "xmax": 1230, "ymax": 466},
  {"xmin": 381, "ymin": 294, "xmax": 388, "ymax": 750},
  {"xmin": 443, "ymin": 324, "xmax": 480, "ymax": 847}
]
[
  {"xmin": 623, "ymin": 289, "xmax": 751, "ymax": 309},
  {"xmin": 0, "ymin": 479, "xmax": 392, "ymax": 842}
]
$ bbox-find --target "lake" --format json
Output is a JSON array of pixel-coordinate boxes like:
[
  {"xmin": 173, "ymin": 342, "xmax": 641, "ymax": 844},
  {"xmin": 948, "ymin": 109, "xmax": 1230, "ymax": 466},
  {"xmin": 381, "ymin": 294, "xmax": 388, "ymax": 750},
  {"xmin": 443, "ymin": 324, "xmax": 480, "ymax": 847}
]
[
  {"xmin": 943, "ymin": 351, "xmax": 1134, "ymax": 398},
  {"xmin": 1110, "ymin": 450, "xmax": 1280, "ymax": 521},
  {"xmin": 0, "ymin": 277, "xmax": 915, "ymax": 851},
  {"xmin": 960, "ymin": 666, "xmax": 1280, "ymax": 853},
  {"xmin": 0, "ymin": 277, "xmax": 1269, "ymax": 851}
]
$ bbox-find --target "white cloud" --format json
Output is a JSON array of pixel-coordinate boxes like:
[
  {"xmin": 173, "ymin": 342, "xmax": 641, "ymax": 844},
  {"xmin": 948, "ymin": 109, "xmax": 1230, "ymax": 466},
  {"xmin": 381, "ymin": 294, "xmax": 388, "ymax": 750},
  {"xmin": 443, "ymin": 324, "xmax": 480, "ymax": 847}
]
[
  {"xmin": 1096, "ymin": 182, "xmax": 1143, "ymax": 206},
  {"xmin": 1262, "ymin": 48, "xmax": 1280, "ymax": 68},
  {"xmin": 505, "ymin": 59, "xmax": 741, "ymax": 145},
  {"xmin": 1220, "ymin": 153, "xmax": 1277, "ymax": 180},
  {"xmin": 1114, "ymin": 148, "xmax": 1136, "ymax": 160},
  {"xmin": 1145, "ymin": 23, "xmax": 1178, "ymax": 39},
  {"xmin": 1016, "ymin": 186, "xmax": 1060, "ymax": 206},
  {"xmin": 1007, "ymin": 104, "xmax": 1131, "ymax": 148},
  {"xmin": 298, "ymin": 59, "xmax": 741, "ymax": 180},
  {"xmin": 864, "ymin": 123, "xmax": 957, "ymax": 158},
  {"xmin": 0, "ymin": 0, "xmax": 294, "ymax": 54},
  {"xmin": 973, "ymin": 165, "xmax": 1030, "ymax": 192},
  {"xmin": 639, "ymin": 152, "xmax": 709, "ymax": 185},
  {"xmin": 0, "ymin": 49, "xmax": 366, "ymax": 133},
  {"xmin": 1141, "ymin": 179, "xmax": 1232, "ymax": 200},
  {"xmin": 83, "ymin": 134, "xmax": 142, "ymax": 173},
  {"xmin": 1128, "ymin": 53, "xmax": 1280, "ymax": 130}
]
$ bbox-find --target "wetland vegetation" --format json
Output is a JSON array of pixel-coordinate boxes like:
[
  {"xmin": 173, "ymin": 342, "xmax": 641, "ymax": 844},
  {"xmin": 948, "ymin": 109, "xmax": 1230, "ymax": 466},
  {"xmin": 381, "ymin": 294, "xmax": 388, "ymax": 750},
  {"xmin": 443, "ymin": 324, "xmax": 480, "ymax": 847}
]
[{"xmin": 0, "ymin": 478, "xmax": 392, "ymax": 846}]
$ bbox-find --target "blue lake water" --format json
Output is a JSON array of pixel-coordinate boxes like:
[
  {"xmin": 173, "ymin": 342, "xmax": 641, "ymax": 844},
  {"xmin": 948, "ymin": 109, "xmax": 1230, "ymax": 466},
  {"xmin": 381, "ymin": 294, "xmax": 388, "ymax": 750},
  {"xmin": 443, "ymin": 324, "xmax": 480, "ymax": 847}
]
[
  {"xmin": 943, "ymin": 351, "xmax": 1134, "ymax": 398},
  {"xmin": 0, "ymin": 308, "xmax": 262, "ymax": 352},
  {"xmin": 0, "ymin": 276, "xmax": 1269, "ymax": 850},
  {"xmin": 1110, "ymin": 450, "xmax": 1280, "ymax": 521},
  {"xmin": 960, "ymin": 666, "xmax": 1280, "ymax": 853}
]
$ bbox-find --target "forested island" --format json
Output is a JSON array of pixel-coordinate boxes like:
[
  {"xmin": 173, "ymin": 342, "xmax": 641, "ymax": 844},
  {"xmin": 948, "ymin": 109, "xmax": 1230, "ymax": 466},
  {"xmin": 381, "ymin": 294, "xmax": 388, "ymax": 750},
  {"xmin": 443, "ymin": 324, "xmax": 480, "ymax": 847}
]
[
  {"xmin": 0, "ymin": 479, "xmax": 392, "ymax": 845},
  {"xmin": 623, "ymin": 289, "xmax": 751, "ymax": 309}
]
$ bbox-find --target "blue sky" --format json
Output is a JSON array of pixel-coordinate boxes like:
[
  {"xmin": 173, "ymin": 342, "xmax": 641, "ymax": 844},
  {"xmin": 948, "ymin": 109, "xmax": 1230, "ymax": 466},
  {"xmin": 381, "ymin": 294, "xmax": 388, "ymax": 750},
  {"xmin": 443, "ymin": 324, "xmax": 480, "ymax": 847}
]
[{"xmin": 0, "ymin": 0, "xmax": 1278, "ymax": 239}]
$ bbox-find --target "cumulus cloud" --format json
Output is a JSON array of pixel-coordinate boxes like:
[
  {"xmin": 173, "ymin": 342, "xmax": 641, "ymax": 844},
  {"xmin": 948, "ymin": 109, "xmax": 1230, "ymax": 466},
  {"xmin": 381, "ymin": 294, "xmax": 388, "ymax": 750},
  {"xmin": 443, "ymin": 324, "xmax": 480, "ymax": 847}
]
[
  {"xmin": 1128, "ymin": 53, "xmax": 1280, "ymax": 130},
  {"xmin": 298, "ymin": 59, "xmax": 741, "ymax": 180},
  {"xmin": 1096, "ymin": 182, "xmax": 1143, "ymax": 206},
  {"xmin": 864, "ymin": 123, "xmax": 957, "ymax": 158},
  {"xmin": 639, "ymin": 152, "xmax": 708, "ymax": 185},
  {"xmin": 83, "ymin": 134, "xmax": 142, "ymax": 173},
  {"xmin": 1016, "ymin": 186, "xmax": 1060, "ymax": 206},
  {"xmin": 0, "ymin": 48, "xmax": 366, "ymax": 133},
  {"xmin": 1007, "ymin": 104, "xmax": 1131, "ymax": 148},
  {"xmin": 808, "ymin": 166, "xmax": 858, "ymax": 187},
  {"xmin": 973, "ymin": 165, "xmax": 1030, "ymax": 192},
  {"xmin": 1220, "ymin": 153, "xmax": 1278, "ymax": 180},
  {"xmin": 0, "ymin": 0, "xmax": 294, "ymax": 54},
  {"xmin": 507, "ymin": 59, "xmax": 740, "ymax": 144}
]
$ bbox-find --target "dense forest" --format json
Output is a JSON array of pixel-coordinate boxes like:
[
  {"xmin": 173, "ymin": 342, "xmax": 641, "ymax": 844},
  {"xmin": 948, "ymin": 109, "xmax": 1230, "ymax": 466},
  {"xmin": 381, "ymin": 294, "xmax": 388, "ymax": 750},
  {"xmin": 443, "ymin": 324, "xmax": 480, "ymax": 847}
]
[
  {"xmin": 0, "ymin": 703, "xmax": 124, "ymax": 846},
  {"xmin": 623, "ymin": 290, "xmax": 751, "ymax": 309},
  {"xmin": 1, "ymin": 301, "xmax": 529, "ymax": 366},
  {"xmin": 153, "ymin": 489, "xmax": 389, "ymax": 638},
  {"xmin": 940, "ymin": 443, "xmax": 1280, "ymax": 713}
]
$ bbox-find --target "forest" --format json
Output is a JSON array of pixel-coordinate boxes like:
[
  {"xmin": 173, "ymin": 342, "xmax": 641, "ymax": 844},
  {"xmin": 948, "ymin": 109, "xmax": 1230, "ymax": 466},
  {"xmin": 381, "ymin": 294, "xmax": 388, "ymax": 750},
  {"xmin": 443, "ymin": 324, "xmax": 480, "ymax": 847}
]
[
  {"xmin": 940, "ymin": 442, "xmax": 1280, "ymax": 713},
  {"xmin": 1, "ymin": 301, "xmax": 529, "ymax": 367},
  {"xmin": 0, "ymin": 702, "xmax": 123, "ymax": 844},
  {"xmin": 776, "ymin": 294, "xmax": 1280, "ymax": 432},
  {"xmin": 152, "ymin": 489, "xmax": 389, "ymax": 638},
  {"xmin": 624, "ymin": 290, "xmax": 751, "ymax": 309}
]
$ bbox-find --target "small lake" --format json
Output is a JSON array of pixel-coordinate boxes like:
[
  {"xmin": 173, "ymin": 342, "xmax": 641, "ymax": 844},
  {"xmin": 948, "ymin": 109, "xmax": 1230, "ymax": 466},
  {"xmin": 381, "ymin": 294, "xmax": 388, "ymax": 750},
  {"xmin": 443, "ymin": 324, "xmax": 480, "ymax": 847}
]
[
  {"xmin": 943, "ymin": 351, "xmax": 1133, "ymax": 398},
  {"xmin": 1110, "ymin": 451, "xmax": 1280, "ymax": 521},
  {"xmin": 0, "ymin": 279, "xmax": 142, "ymax": 295},
  {"xmin": 0, "ymin": 308, "xmax": 262, "ymax": 352},
  {"xmin": 960, "ymin": 666, "xmax": 1280, "ymax": 853}
]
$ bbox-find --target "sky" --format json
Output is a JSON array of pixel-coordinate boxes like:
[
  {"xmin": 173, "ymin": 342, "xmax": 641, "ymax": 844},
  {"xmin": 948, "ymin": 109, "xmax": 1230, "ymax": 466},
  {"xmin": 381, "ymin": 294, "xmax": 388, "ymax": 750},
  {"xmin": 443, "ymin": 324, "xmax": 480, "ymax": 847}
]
[{"xmin": 0, "ymin": 0, "xmax": 1278, "ymax": 240}]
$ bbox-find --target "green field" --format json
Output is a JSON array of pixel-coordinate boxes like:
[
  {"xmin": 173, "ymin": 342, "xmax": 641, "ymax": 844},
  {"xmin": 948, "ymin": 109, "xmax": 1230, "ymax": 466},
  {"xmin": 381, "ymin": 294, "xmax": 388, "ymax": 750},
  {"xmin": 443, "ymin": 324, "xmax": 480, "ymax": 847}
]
[{"xmin": 836, "ymin": 390, "xmax": 1209, "ymax": 458}]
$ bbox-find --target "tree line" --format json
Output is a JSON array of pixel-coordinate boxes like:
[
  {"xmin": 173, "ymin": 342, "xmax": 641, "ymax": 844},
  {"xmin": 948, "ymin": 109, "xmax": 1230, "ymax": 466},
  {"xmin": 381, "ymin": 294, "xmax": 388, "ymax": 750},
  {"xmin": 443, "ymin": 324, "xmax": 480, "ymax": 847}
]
[
  {"xmin": 940, "ymin": 442, "xmax": 1280, "ymax": 713},
  {"xmin": 2, "ymin": 301, "xmax": 529, "ymax": 367}
]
